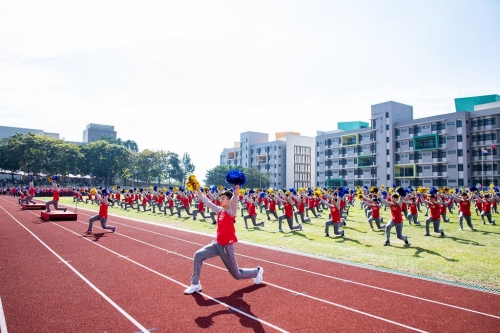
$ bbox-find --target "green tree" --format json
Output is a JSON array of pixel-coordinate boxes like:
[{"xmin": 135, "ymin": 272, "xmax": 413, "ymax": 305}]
[
  {"xmin": 166, "ymin": 152, "xmax": 184, "ymax": 184},
  {"xmin": 242, "ymin": 167, "xmax": 270, "ymax": 189},
  {"xmin": 181, "ymin": 152, "xmax": 195, "ymax": 183},
  {"xmin": 204, "ymin": 165, "xmax": 232, "ymax": 186}
]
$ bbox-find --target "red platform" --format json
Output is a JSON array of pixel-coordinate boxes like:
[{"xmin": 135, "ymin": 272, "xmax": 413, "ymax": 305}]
[
  {"xmin": 22, "ymin": 204, "xmax": 46, "ymax": 210},
  {"xmin": 40, "ymin": 211, "xmax": 77, "ymax": 221}
]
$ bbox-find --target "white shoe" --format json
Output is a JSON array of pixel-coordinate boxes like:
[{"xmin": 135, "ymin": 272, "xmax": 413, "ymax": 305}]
[
  {"xmin": 184, "ymin": 283, "xmax": 202, "ymax": 294},
  {"xmin": 254, "ymin": 267, "xmax": 264, "ymax": 284}
]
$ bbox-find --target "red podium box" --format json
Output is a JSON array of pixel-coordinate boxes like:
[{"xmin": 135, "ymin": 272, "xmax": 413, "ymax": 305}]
[
  {"xmin": 40, "ymin": 211, "xmax": 77, "ymax": 221},
  {"xmin": 22, "ymin": 204, "xmax": 46, "ymax": 210}
]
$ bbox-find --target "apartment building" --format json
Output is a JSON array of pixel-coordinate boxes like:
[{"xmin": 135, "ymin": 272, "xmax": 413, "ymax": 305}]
[
  {"xmin": 316, "ymin": 96, "xmax": 499, "ymax": 188},
  {"xmin": 220, "ymin": 131, "xmax": 316, "ymax": 189}
]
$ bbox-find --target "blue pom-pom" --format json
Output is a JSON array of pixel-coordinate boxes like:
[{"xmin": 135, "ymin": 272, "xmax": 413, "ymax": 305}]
[
  {"xmin": 430, "ymin": 187, "xmax": 438, "ymax": 195},
  {"xmin": 249, "ymin": 189, "xmax": 255, "ymax": 194},
  {"xmin": 52, "ymin": 175, "xmax": 58, "ymax": 181},
  {"xmin": 381, "ymin": 190, "xmax": 388, "ymax": 196},
  {"xmin": 259, "ymin": 192, "xmax": 266, "ymax": 198},
  {"xmin": 102, "ymin": 189, "xmax": 108, "ymax": 196},
  {"xmin": 225, "ymin": 169, "xmax": 246, "ymax": 186},
  {"xmin": 469, "ymin": 186, "xmax": 478, "ymax": 192},
  {"xmin": 154, "ymin": 185, "xmax": 158, "ymax": 191}
]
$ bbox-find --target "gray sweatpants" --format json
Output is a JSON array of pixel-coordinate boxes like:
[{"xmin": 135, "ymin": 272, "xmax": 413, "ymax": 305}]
[
  {"xmin": 278, "ymin": 215, "xmax": 301, "ymax": 231},
  {"xmin": 88, "ymin": 215, "xmax": 115, "ymax": 231},
  {"xmin": 190, "ymin": 240, "xmax": 258, "ymax": 285},
  {"xmin": 425, "ymin": 217, "xmax": 443, "ymax": 234},
  {"xmin": 458, "ymin": 214, "xmax": 473, "ymax": 230},
  {"xmin": 325, "ymin": 220, "xmax": 342, "ymax": 235},
  {"xmin": 385, "ymin": 221, "xmax": 407, "ymax": 243},
  {"xmin": 368, "ymin": 216, "xmax": 385, "ymax": 230},
  {"xmin": 46, "ymin": 200, "xmax": 65, "ymax": 212}
]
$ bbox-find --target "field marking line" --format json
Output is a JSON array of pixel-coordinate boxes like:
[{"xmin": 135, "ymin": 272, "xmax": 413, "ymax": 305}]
[{"xmin": 0, "ymin": 206, "xmax": 150, "ymax": 333}]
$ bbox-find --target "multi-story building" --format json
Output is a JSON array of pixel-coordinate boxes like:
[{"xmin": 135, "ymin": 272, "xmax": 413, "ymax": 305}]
[
  {"xmin": 316, "ymin": 96, "xmax": 499, "ymax": 188},
  {"xmin": 0, "ymin": 126, "xmax": 59, "ymax": 140},
  {"xmin": 220, "ymin": 131, "xmax": 316, "ymax": 189},
  {"xmin": 82, "ymin": 123, "xmax": 116, "ymax": 143}
]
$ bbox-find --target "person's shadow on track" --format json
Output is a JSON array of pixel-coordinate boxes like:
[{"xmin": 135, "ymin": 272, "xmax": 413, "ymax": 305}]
[
  {"xmin": 83, "ymin": 233, "xmax": 106, "ymax": 242},
  {"xmin": 191, "ymin": 284, "xmax": 267, "ymax": 332}
]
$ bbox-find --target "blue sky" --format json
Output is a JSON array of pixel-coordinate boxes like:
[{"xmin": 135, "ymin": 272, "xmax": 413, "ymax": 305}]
[{"xmin": 1, "ymin": 0, "xmax": 499, "ymax": 179}]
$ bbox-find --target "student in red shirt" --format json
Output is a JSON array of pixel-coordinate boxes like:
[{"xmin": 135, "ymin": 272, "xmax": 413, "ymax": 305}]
[
  {"xmin": 422, "ymin": 195, "xmax": 445, "ymax": 237},
  {"xmin": 85, "ymin": 189, "xmax": 116, "ymax": 234},
  {"xmin": 477, "ymin": 194, "xmax": 496, "ymax": 225},
  {"xmin": 364, "ymin": 197, "xmax": 386, "ymax": 230},
  {"xmin": 380, "ymin": 193, "xmax": 410, "ymax": 246},
  {"xmin": 452, "ymin": 192, "xmax": 474, "ymax": 231},
  {"xmin": 276, "ymin": 191, "xmax": 303, "ymax": 233},
  {"xmin": 320, "ymin": 196, "xmax": 344, "ymax": 237},
  {"xmin": 265, "ymin": 193, "xmax": 279, "ymax": 221},
  {"xmin": 402, "ymin": 196, "xmax": 421, "ymax": 226},
  {"xmin": 242, "ymin": 194, "xmax": 264, "ymax": 228},
  {"xmin": 26, "ymin": 182, "xmax": 37, "ymax": 204},
  {"xmin": 45, "ymin": 177, "xmax": 67, "ymax": 213},
  {"xmin": 293, "ymin": 194, "xmax": 311, "ymax": 224},
  {"xmin": 184, "ymin": 173, "xmax": 263, "ymax": 295}
]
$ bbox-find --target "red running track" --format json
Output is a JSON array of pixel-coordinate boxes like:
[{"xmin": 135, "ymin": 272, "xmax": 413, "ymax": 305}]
[{"xmin": 0, "ymin": 196, "xmax": 499, "ymax": 333}]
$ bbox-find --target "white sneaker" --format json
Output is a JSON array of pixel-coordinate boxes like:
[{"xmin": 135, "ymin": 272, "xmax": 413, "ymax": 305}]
[
  {"xmin": 254, "ymin": 267, "xmax": 264, "ymax": 284},
  {"xmin": 184, "ymin": 283, "xmax": 202, "ymax": 294}
]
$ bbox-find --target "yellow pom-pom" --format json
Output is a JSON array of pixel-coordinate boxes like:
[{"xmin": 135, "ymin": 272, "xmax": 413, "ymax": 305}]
[
  {"xmin": 358, "ymin": 194, "xmax": 364, "ymax": 199},
  {"xmin": 186, "ymin": 174, "xmax": 200, "ymax": 192},
  {"xmin": 90, "ymin": 188, "xmax": 96, "ymax": 195}
]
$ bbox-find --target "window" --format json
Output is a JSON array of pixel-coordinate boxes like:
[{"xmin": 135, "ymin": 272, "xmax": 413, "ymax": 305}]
[
  {"xmin": 457, "ymin": 119, "xmax": 462, "ymax": 127},
  {"xmin": 395, "ymin": 129, "xmax": 400, "ymax": 136},
  {"xmin": 386, "ymin": 137, "xmax": 390, "ymax": 142},
  {"xmin": 387, "ymin": 149, "xmax": 390, "ymax": 155},
  {"xmin": 386, "ymin": 112, "xmax": 389, "ymax": 118},
  {"xmin": 458, "ymin": 149, "xmax": 463, "ymax": 157},
  {"xmin": 457, "ymin": 135, "xmax": 462, "ymax": 142},
  {"xmin": 447, "ymin": 136, "xmax": 455, "ymax": 140},
  {"xmin": 458, "ymin": 164, "xmax": 463, "ymax": 171},
  {"xmin": 386, "ymin": 124, "xmax": 390, "ymax": 130}
]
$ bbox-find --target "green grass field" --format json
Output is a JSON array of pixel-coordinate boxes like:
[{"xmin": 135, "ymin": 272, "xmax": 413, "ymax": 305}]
[{"xmin": 57, "ymin": 197, "xmax": 500, "ymax": 290}]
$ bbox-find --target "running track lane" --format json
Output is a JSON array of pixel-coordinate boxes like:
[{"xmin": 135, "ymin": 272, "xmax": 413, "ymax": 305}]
[{"xmin": 1, "ymin": 197, "xmax": 500, "ymax": 332}]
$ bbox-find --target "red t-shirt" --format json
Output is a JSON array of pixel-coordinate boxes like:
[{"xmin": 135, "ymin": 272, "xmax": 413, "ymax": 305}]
[
  {"xmin": 458, "ymin": 200, "xmax": 471, "ymax": 216},
  {"xmin": 283, "ymin": 201, "xmax": 293, "ymax": 218},
  {"xmin": 390, "ymin": 204, "xmax": 403, "ymax": 223},
  {"xmin": 429, "ymin": 203, "xmax": 441, "ymax": 220},
  {"xmin": 98, "ymin": 201, "xmax": 109, "ymax": 218},
  {"xmin": 329, "ymin": 205, "xmax": 341, "ymax": 222},
  {"xmin": 216, "ymin": 210, "xmax": 238, "ymax": 245}
]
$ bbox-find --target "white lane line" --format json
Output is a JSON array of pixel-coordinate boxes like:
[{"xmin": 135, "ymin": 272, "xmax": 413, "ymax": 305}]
[
  {"xmin": 0, "ymin": 296, "xmax": 8, "ymax": 333},
  {"xmin": 62, "ymin": 218, "xmax": 428, "ymax": 332},
  {"xmin": 0, "ymin": 207, "xmax": 150, "ymax": 333},
  {"xmin": 73, "ymin": 211, "xmax": 500, "ymax": 320}
]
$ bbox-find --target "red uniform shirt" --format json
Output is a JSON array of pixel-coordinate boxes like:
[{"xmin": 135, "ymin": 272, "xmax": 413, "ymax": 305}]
[
  {"xmin": 283, "ymin": 201, "xmax": 293, "ymax": 218},
  {"xmin": 458, "ymin": 200, "xmax": 471, "ymax": 216},
  {"xmin": 216, "ymin": 210, "xmax": 238, "ymax": 245},
  {"xmin": 390, "ymin": 204, "xmax": 403, "ymax": 223},
  {"xmin": 429, "ymin": 203, "xmax": 441, "ymax": 220},
  {"xmin": 98, "ymin": 201, "xmax": 109, "ymax": 218}
]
